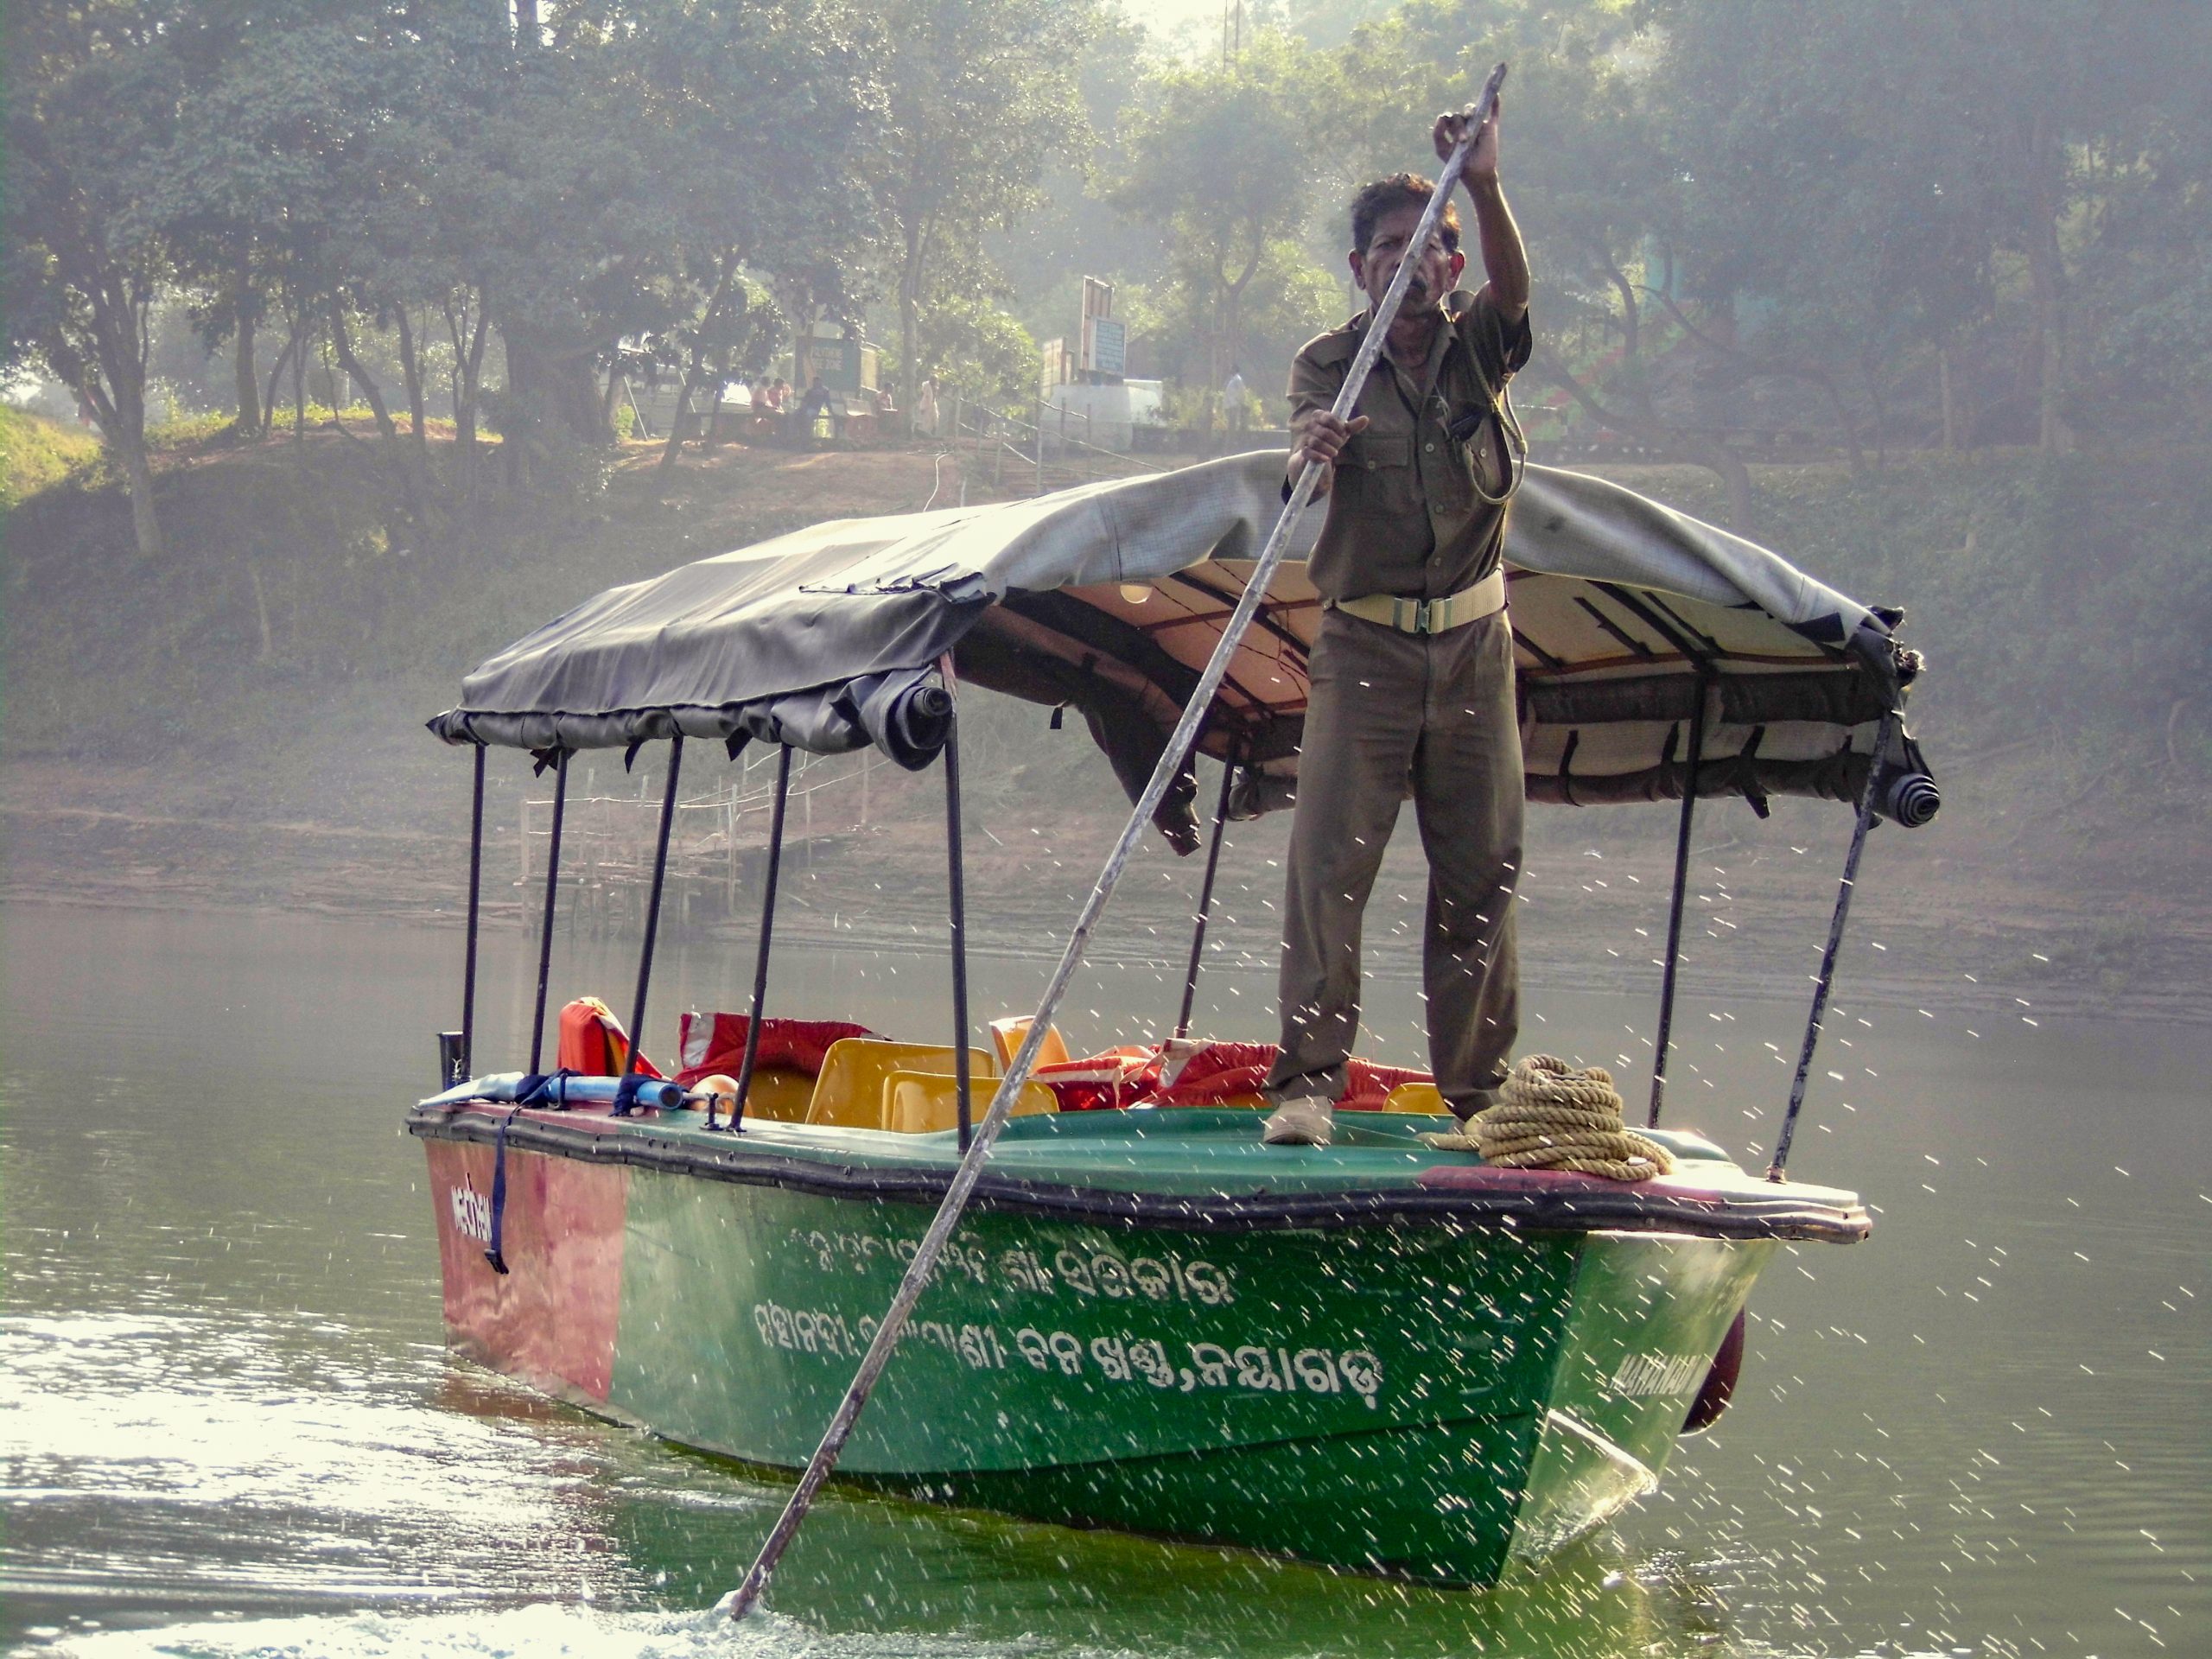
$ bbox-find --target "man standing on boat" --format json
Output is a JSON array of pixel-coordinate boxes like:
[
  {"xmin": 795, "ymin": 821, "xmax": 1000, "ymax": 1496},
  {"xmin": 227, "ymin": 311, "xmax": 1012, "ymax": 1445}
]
[{"xmin": 1262, "ymin": 101, "xmax": 1530, "ymax": 1149}]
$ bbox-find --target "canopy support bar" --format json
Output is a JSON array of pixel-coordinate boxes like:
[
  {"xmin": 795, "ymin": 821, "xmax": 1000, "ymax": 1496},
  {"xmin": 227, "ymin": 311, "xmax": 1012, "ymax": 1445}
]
[
  {"xmin": 942, "ymin": 659, "xmax": 973, "ymax": 1149},
  {"xmin": 526, "ymin": 750, "xmax": 570, "ymax": 1077},
  {"xmin": 1767, "ymin": 709, "xmax": 1897, "ymax": 1181},
  {"xmin": 722, "ymin": 62, "xmax": 1510, "ymax": 1622},
  {"xmin": 455, "ymin": 745, "xmax": 486, "ymax": 1087},
  {"xmin": 614, "ymin": 737, "xmax": 684, "ymax": 1116},
  {"xmin": 1648, "ymin": 682, "xmax": 1709, "ymax": 1128},
  {"xmin": 723, "ymin": 745, "xmax": 792, "ymax": 1135},
  {"xmin": 1175, "ymin": 751, "xmax": 1240, "ymax": 1041}
]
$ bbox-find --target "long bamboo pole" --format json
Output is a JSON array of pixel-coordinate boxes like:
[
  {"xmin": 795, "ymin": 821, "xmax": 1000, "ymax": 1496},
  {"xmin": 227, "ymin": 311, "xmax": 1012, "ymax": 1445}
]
[{"xmin": 726, "ymin": 65, "xmax": 1507, "ymax": 1619}]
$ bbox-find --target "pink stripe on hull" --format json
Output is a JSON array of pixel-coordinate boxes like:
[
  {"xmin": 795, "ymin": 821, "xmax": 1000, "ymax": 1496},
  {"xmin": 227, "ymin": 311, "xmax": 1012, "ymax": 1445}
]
[{"xmin": 425, "ymin": 1138, "xmax": 627, "ymax": 1402}]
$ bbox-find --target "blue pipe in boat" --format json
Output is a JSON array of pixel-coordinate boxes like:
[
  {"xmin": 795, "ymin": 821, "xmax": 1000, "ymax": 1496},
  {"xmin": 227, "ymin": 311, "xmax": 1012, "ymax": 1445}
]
[{"xmin": 422, "ymin": 1072, "xmax": 686, "ymax": 1111}]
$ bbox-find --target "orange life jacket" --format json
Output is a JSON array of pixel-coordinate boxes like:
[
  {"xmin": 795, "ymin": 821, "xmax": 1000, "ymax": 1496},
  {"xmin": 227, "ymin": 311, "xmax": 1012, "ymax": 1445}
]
[{"xmin": 556, "ymin": 996, "xmax": 664, "ymax": 1078}]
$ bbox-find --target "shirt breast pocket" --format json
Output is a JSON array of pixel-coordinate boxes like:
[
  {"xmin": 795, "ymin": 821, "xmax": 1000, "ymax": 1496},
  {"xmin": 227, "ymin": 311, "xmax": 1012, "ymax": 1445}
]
[{"xmin": 1338, "ymin": 431, "xmax": 1415, "ymax": 520}]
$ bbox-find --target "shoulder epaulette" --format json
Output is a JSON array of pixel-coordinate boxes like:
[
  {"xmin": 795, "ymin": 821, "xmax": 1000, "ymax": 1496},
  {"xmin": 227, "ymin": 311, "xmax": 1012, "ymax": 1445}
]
[{"xmin": 1297, "ymin": 318, "xmax": 1366, "ymax": 368}]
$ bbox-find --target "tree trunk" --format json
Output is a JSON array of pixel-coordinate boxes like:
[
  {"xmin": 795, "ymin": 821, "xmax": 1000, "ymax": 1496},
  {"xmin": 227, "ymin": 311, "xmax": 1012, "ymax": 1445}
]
[
  {"xmin": 504, "ymin": 325, "xmax": 612, "ymax": 459},
  {"xmin": 2024, "ymin": 111, "xmax": 2073, "ymax": 454},
  {"xmin": 328, "ymin": 300, "xmax": 435, "ymax": 527},
  {"xmin": 554, "ymin": 353, "xmax": 609, "ymax": 444},
  {"xmin": 292, "ymin": 317, "xmax": 308, "ymax": 442},
  {"xmin": 395, "ymin": 307, "xmax": 430, "ymax": 445},
  {"xmin": 86, "ymin": 364, "xmax": 162, "ymax": 557},
  {"xmin": 118, "ymin": 425, "xmax": 162, "ymax": 561},
  {"xmin": 232, "ymin": 268, "xmax": 262, "ymax": 438},
  {"xmin": 445, "ymin": 292, "xmax": 488, "ymax": 503},
  {"xmin": 899, "ymin": 219, "xmax": 925, "ymax": 437},
  {"xmin": 657, "ymin": 371, "xmax": 703, "ymax": 475},
  {"xmin": 658, "ymin": 261, "xmax": 738, "ymax": 476},
  {"xmin": 76, "ymin": 282, "xmax": 162, "ymax": 559},
  {"xmin": 262, "ymin": 321, "xmax": 299, "ymax": 431}
]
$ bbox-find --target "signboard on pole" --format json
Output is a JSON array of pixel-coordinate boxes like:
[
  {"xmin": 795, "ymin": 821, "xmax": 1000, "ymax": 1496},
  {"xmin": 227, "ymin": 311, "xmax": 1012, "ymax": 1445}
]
[
  {"xmin": 1090, "ymin": 318, "xmax": 1126, "ymax": 378},
  {"xmin": 1078, "ymin": 276, "xmax": 1122, "ymax": 381},
  {"xmin": 1038, "ymin": 337, "xmax": 1073, "ymax": 396}
]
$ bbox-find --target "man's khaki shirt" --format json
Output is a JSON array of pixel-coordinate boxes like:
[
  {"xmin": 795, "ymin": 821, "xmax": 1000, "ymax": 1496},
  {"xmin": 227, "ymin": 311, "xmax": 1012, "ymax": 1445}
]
[{"xmin": 1288, "ymin": 285, "xmax": 1532, "ymax": 603}]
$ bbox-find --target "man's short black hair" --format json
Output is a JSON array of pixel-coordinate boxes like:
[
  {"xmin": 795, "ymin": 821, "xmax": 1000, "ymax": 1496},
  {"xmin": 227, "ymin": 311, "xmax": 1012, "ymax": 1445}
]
[{"xmin": 1351, "ymin": 174, "xmax": 1460, "ymax": 257}]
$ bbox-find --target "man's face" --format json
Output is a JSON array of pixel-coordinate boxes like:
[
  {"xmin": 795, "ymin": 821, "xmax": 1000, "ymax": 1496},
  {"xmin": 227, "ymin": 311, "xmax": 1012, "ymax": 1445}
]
[{"xmin": 1350, "ymin": 202, "xmax": 1465, "ymax": 317}]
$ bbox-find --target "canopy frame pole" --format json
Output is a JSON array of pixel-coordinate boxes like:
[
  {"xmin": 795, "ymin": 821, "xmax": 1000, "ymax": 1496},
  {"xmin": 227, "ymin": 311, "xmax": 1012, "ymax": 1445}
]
[
  {"xmin": 723, "ymin": 744, "xmax": 792, "ymax": 1135},
  {"xmin": 1647, "ymin": 679, "xmax": 1710, "ymax": 1128},
  {"xmin": 455, "ymin": 744, "xmax": 486, "ymax": 1086},
  {"xmin": 525, "ymin": 748, "xmax": 570, "ymax": 1077},
  {"xmin": 1766, "ymin": 709, "xmax": 1897, "ymax": 1182},
  {"xmin": 724, "ymin": 61, "xmax": 1509, "ymax": 1622},
  {"xmin": 1175, "ymin": 747, "xmax": 1241, "ymax": 1041},
  {"xmin": 941, "ymin": 657, "xmax": 974, "ymax": 1148},
  {"xmin": 613, "ymin": 736, "xmax": 684, "ymax": 1116}
]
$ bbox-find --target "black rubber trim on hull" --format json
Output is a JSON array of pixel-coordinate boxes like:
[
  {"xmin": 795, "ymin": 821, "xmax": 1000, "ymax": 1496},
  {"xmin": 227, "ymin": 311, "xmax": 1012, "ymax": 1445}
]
[{"xmin": 409, "ymin": 1108, "xmax": 1871, "ymax": 1245}]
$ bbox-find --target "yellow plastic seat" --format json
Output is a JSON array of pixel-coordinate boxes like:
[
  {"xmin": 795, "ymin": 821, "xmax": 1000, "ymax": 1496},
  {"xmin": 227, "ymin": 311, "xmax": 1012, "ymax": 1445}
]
[
  {"xmin": 880, "ymin": 1070, "xmax": 1057, "ymax": 1133},
  {"xmin": 805, "ymin": 1039, "xmax": 999, "ymax": 1128},
  {"xmin": 988, "ymin": 1015, "xmax": 1070, "ymax": 1071},
  {"xmin": 725, "ymin": 1066, "xmax": 816, "ymax": 1123},
  {"xmin": 1385, "ymin": 1081, "xmax": 1453, "ymax": 1116}
]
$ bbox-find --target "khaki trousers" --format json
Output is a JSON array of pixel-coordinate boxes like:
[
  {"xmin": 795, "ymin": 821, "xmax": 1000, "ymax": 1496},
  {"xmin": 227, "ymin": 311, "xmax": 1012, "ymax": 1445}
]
[{"xmin": 1265, "ymin": 607, "xmax": 1522, "ymax": 1116}]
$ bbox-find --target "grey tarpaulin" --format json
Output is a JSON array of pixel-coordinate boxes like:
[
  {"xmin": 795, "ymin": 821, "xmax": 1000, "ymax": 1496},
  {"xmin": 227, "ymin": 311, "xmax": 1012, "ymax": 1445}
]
[{"xmin": 429, "ymin": 452, "xmax": 1928, "ymax": 849}]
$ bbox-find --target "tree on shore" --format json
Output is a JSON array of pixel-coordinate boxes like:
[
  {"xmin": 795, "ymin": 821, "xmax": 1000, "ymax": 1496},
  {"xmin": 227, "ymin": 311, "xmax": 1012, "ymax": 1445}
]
[
  {"xmin": 3, "ymin": 3, "xmax": 194, "ymax": 559},
  {"xmin": 870, "ymin": 0, "xmax": 1104, "ymax": 433},
  {"xmin": 1110, "ymin": 31, "xmax": 1328, "ymax": 412}
]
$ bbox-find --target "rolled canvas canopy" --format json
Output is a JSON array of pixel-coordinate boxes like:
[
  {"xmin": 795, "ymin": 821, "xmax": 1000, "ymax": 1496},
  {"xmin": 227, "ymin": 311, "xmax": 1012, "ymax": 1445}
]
[{"xmin": 430, "ymin": 453, "xmax": 1923, "ymax": 850}]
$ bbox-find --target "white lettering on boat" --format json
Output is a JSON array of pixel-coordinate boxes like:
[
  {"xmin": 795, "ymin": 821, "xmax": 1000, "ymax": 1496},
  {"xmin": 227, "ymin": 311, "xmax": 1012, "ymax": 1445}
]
[
  {"xmin": 750, "ymin": 1301, "xmax": 1008, "ymax": 1370},
  {"xmin": 1039, "ymin": 1246, "xmax": 1235, "ymax": 1306},
  {"xmin": 785, "ymin": 1227, "xmax": 1236, "ymax": 1306},
  {"xmin": 1607, "ymin": 1351, "xmax": 1709, "ymax": 1396},
  {"xmin": 789, "ymin": 1228, "xmax": 994, "ymax": 1285},
  {"xmin": 747, "ymin": 1301, "xmax": 1382, "ymax": 1408},
  {"xmin": 1011, "ymin": 1328, "xmax": 1382, "ymax": 1409},
  {"xmin": 449, "ymin": 1179, "xmax": 493, "ymax": 1245}
]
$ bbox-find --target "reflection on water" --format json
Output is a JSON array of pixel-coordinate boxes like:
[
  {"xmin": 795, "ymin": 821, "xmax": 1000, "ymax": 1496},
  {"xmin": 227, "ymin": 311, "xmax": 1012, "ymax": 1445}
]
[{"xmin": 3, "ymin": 901, "xmax": 2205, "ymax": 1657}]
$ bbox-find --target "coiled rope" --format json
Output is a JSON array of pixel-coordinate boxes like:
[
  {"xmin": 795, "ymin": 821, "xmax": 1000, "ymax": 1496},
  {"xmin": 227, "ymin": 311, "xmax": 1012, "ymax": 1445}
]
[{"xmin": 1427, "ymin": 1054, "xmax": 1675, "ymax": 1181}]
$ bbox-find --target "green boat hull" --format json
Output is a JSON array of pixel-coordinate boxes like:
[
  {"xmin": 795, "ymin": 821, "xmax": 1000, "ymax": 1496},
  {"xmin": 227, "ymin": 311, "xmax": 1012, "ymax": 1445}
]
[{"xmin": 416, "ymin": 1103, "xmax": 1849, "ymax": 1585}]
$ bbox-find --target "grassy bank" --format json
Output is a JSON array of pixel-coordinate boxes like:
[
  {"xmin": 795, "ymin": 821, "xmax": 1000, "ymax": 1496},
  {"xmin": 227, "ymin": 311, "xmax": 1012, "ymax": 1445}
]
[{"xmin": 0, "ymin": 406, "xmax": 101, "ymax": 510}]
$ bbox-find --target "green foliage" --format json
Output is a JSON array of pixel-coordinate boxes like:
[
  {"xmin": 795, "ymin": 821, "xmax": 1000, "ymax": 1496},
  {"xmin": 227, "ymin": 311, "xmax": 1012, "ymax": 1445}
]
[
  {"xmin": 0, "ymin": 405, "xmax": 101, "ymax": 509},
  {"xmin": 1121, "ymin": 239, "xmax": 1340, "ymax": 404},
  {"xmin": 871, "ymin": 0, "xmax": 1109, "ymax": 406},
  {"xmin": 1109, "ymin": 31, "xmax": 1330, "ymax": 390},
  {"xmin": 887, "ymin": 289, "xmax": 1039, "ymax": 413}
]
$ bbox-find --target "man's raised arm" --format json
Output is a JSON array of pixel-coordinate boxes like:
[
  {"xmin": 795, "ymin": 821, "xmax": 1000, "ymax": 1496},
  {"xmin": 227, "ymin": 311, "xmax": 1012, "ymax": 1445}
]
[{"xmin": 1433, "ymin": 101, "xmax": 1529, "ymax": 323}]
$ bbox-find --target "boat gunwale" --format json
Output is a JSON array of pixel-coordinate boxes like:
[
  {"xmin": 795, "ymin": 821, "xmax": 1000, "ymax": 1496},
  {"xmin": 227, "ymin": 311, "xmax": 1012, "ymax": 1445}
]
[{"xmin": 409, "ymin": 1103, "xmax": 1870, "ymax": 1245}]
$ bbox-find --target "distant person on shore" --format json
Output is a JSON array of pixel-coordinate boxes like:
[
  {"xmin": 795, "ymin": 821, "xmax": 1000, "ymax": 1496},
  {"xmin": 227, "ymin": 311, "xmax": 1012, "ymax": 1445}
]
[
  {"xmin": 792, "ymin": 375, "xmax": 842, "ymax": 442},
  {"xmin": 916, "ymin": 377, "xmax": 938, "ymax": 438},
  {"xmin": 1224, "ymin": 365, "xmax": 1249, "ymax": 436}
]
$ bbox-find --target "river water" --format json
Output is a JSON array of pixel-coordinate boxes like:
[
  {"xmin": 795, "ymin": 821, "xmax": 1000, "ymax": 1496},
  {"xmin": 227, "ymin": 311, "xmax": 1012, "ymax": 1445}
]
[{"xmin": 2, "ymin": 899, "xmax": 2203, "ymax": 1658}]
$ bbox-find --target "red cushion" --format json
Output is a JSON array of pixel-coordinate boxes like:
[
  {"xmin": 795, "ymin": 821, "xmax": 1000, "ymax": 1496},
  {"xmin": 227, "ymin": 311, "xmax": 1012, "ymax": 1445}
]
[
  {"xmin": 673, "ymin": 1013, "xmax": 876, "ymax": 1088},
  {"xmin": 1037, "ymin": 1037, "xmax": 1432, "ymax": 1113}
]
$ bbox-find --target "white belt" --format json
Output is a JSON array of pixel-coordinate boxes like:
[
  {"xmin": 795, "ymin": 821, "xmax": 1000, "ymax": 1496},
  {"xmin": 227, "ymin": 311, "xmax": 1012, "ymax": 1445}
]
[{"xmin": 1328, "ymin": 568, "xmax": 1506, "ymax": 635}]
